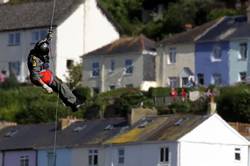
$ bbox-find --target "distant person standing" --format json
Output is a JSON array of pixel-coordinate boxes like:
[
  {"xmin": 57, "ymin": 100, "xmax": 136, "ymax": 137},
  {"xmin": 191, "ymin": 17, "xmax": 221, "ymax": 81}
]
[
  {"xmin": 170, "ymin": 87, "xmax": 178, "ymax": 101},
  {"xmin": 0, "ymin": 70, "xmax": 6, "ymax": 83}
]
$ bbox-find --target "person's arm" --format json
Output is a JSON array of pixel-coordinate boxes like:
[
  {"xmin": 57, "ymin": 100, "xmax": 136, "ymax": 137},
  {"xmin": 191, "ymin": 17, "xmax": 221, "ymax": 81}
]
[{"xmin": 30, "ymin": 56, "xmax": 53, "ymax": 93}]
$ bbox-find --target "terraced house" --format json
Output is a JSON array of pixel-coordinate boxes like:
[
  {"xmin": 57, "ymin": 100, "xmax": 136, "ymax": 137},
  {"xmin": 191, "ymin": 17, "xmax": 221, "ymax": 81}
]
[
  {"xmin": 0, "ymin": 0, "xmax": 120, "ymax": 82},
  {"xmin": 0, "ymin": 113, "xmax": 248, "ymax": 166},
  {"xmin": 82, "ymin": 35, "xmax": 157, "ymax": 92},
  {"xmin": 195, "ymin": 14, "xmax": 250, "ymax": 86}
]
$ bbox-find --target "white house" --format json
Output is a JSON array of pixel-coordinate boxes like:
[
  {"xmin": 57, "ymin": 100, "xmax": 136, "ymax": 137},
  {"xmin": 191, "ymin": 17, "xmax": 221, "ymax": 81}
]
[
  {"xmin": 82, "ymin": 35, "xmax": 157, "ymax": 92},
  {"xmin": 104, "ymin": 113, "xmax": 249, "ymax": 166},
  {"xmin": 0, "ymin": 0, "xmax": 120, "ymax": 82}
]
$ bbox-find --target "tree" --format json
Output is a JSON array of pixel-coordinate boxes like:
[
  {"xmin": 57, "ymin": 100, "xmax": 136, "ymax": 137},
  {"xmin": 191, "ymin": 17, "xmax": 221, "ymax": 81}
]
[{"xmin": 66, "ymin": 63, "xmax": 82, "ymax": 89}]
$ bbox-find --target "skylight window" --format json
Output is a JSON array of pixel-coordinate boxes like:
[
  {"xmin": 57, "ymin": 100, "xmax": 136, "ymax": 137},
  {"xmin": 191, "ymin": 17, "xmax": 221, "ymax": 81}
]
[
  {"xmin": 73, "ymin": 125, "xmax": 86, "ymax": 132},
  {"xmin": 5, "ymin": 129, "xmax": 18, "ymax": 137},
  {"xmin": 104, "ymin": 124, "xmax": 114, "ymax": 130}
]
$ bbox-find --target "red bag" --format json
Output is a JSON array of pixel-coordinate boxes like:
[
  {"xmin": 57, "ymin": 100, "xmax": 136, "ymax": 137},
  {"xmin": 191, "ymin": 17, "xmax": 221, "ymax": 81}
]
[{"xmin": 39, "ymin": 70, "xmax": 53, "ymax": 85}]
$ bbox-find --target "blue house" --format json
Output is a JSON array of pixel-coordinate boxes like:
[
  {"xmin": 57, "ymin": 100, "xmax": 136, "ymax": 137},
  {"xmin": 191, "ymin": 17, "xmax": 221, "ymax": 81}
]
[{"xmin": 195, "ymin": 16, "xmax": 250, "ymax": 86}]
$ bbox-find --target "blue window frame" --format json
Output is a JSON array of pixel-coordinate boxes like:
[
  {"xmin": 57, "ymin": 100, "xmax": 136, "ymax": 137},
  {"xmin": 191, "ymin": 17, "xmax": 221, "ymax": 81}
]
[
  {"xmin": 8, "ymin": 32, "xmax": 20, "ymax": 46},
  {"xmin": 125, "ymin": 59, "xmax": 133, "ymax": 74},
  {"xmin": 92, "ymin": 62, "xmax": 100, "ymax": 77}
]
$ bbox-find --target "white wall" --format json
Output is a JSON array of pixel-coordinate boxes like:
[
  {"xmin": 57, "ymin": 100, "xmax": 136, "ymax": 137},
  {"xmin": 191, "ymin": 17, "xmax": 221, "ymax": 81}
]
[
  {"xmin": 158, "ymin": 43, "xmax": 195, "ymax": 87},
  {"xmin": 82, "ymin": 52, "xmax": 144, "ymax": 92},
  {"xmin": 179, "ymin": 142, "xmax": 248, "ymax": 166},
  {"xmin": 105, "ymin": 143, "xmax": 178, "ymax": 166},
  {"xmin": 178, "ymin": 114, "xmax": 249, "ymax": 166},
  {"xmin": 0, "ymin": 28, "xmax": 55, "ymax": 82},
  {"xmin": 57, "ymin": 0, "xmax": 119, "ymax": 81}
]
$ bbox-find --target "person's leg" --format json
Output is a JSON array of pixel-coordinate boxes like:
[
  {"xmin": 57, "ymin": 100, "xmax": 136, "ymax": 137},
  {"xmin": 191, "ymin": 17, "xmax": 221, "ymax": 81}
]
[{"xmin": 49, "ymin": 77, "xmax": 77, "ymax": 107}]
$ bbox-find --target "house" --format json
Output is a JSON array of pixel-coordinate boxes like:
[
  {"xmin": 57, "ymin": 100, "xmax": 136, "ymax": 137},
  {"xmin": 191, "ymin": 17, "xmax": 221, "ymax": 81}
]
[
  {"xmin": 0, "ymin": 118, "xmax": 127, "ymax": 166},
  {"xmin": 157, "ymin": 19, "xmax": 220, "ymax": 88},
  {"xmin": 195, "ymin": 15, "xmax": 250, "ymax": 86},
  {"xmin": 0, "ymin": 0, "xmax": 120, "ymax": 82},
  {"xmin": 0, "ymin": 113, "xmax": 248, "ymax": 166},
  {"xmin": 104, "ymin": 113, "xmax": 249, "ymax": 166},
  {"xmin": 82, "ymin": 35, "xmax": 157, "ymax": 93}
]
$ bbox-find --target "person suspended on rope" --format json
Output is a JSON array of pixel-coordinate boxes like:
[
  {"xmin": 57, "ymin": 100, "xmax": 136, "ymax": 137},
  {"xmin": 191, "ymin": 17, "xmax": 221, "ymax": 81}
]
[{"xmin": 27, "ymin": 30, "xmax": 83, "ymax": 112}]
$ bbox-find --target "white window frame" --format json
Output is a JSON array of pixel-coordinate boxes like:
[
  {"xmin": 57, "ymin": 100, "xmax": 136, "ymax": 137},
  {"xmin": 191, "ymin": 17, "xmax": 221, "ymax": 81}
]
[
  {"xmin": 31, "ymin": 30, "xmax": 47, "ymax": 44},
  {"xmin": 234, "ymin": 148, "xmax": 241, "ymax": 161},
  {"xmin": 239, "ymin": 72, "xmax": 246, "ymax": 82},
  {"xmin": 8, "ymin": 32, "xmax": 20, "ymax": 46},
  {"xmin": 212, "ymin": 73, "xmax": 222, "ymax": 85},
  {"xmin": 239, "ymin": 42, "xmax": 247, "ymax": 60},
  {"xmin": 109, "ymin": 60, "xmax": 115, "ymax": 74},
  {"xmin": 168, "ymin": 48, "xmax": 176, "ymax": 64},
  {"xmin": 124, "ymin": 59, "xmax": 133, "ymax": 74},
  {"xmin": 211, "ymin": 45, "xmax": 222, "ymax": 62},
  {"xmin": 88, "ymin": 149, "xmax": 98, "ymax": 166},
  {"xmin": 47, "ymin": 152, "xmax": 56, "ymax": 166},
  {"xmin": 20, "ymin": 155, "xmax": 29, "ymax": 166},
  {"xmin": 159, "ymin": 147, "xmax": 169, "ymax": 164},
  {"xmin": 168, "ymin": 77, "xmax": 178, "ymax": 88},
  {"xmin": 118, "ymin": 148, "xmax": 125, "ymax": 164},
  {"xmin": 92, "ymin": 62, "xmax": 100, "ymax": 77}
]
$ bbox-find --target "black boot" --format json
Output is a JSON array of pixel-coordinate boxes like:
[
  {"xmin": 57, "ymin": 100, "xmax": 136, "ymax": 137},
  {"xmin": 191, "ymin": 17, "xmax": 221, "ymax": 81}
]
[{"xmin": 70, "ymin": 99, "xmax": 84, "ymax": 112}]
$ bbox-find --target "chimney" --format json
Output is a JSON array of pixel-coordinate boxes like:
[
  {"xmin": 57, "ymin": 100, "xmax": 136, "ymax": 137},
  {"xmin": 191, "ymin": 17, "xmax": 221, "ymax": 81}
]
[
  {"xmin": 129, "ymin": 107, "xmax": 157, "ymax": 125},
  {"xmin": 0, "ymin": 0, "xmax": 9, "ymax": 4},
  {"xmin": 184, "ymin": 23, "xmax": 193, "ymax": 31},
  {"xmin": 58, "ymin": 116, "xmax": 80, "ymax": 130}
]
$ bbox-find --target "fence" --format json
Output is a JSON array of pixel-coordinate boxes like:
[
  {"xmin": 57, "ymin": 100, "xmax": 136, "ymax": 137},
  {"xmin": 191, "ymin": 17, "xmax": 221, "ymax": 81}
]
[{"xmin": 229, "ymin": 122, "xmax": 250, "ymax": 137}]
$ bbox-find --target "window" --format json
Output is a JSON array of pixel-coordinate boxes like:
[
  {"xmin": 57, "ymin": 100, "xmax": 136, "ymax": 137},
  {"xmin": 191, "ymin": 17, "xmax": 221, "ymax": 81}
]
[
  {"xmin": 212, "ymin": 73, "xmax": 222, "ymax": 85},
  {"xmin": 168, "ymin": 48, "xmax": 176, "ymax": 64},
  {"xmin": 125, "ymin": 59, "xmax": 133, "ymax": 74},
  {"xmin": 182, "ymin": 77, "xmax": 189, "ymax": 86},
  {"xmin": 109, "ymin": 85, "xmax": 115, "ymax": 90},
  {"xmin": 125, "ymin": 84, "xmax": 133, "ymax": 88},
  {"xmin": 20, "ymin": 155, "xmax": 29, "ymax": 166},
  {"xmin": 235, "ymin": 148, "xmax": 241, "ymax": 161},
  {"xmin": 118, "ymin": 148, "xmax": 125, "ymax": 164},
  {"xmin": 169, "ymin": 77, "xmax": 178, "ymax": 88},
  {"xmin": 239, "ymin": 72, "xmax": 246, "ymax": 82},
  {"xmin": 8, "ymin": 32, "xmax": 20, "ymax": 46},
  {"xmin": 109, "ymin": 60, "xmax": 115, "ymax": 73},
  {"xmin": 197, "ymin": 73, "xmax": 204, "ymax": 85},
  {"xmin": 31, "ymin": 30, "xmax": 47, "ymax": 43},
  {"xmin": 160, "ymin": 147, "xmax": 169, "ymax": 163},
  {"xmin": 88, "ymin": 149, "xmax": 98, "ymax": 166},
  {"xmin": 212, "ymin": 45, "xmax": 222, "ymax": 60},
  {"xmin": 66, "ymin": 59, "xmax": 74, "ymax": 69},
  {"xmin": 92, "ymin": 62, "xmax": 100, "ymax": 77},
  {"xmin": 47, "ymin": 152, "xmax": 56, "ymax": 166},
  {"xmin": 8, "ymin": 61, "xmax": 21, "ymax": 75},
  {"xmin": 239, "ymin": 43, "xmax": 247, "ymax": 60}
]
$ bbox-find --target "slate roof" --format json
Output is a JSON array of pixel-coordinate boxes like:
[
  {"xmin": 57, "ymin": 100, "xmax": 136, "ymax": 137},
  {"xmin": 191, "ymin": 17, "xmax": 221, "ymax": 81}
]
[
  {"xmin": 160, "ymin": 18, "xmax": 221, "ymax": 45},
  {"xmin": 84, "ymin": 35, "xmax": 156, "ymax": 57},
  {"xmin": 105, "ymin": 114, "xmax": 209, "ymax": 145},
  {"xmin": 197, "ymin": 15, "xmax": 250, "ymax": 42},
  {"xmin": 0, "ymin": 118, "xmax": 127, "ymax": 150},
  {"xmin": 0, "ymin": 0, "xmax": 122, "ymax": 33}
]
